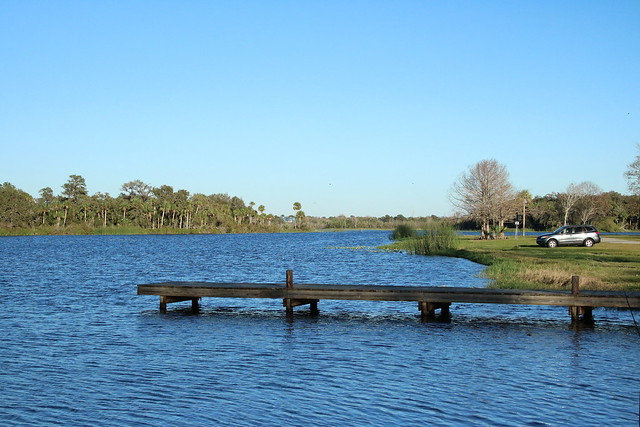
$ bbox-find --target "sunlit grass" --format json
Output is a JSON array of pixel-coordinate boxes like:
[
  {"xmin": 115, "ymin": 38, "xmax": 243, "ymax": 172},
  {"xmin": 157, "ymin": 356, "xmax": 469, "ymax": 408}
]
[{"xmin": 387, "ymin": 235, "xmax": 640, "ymax": 291}]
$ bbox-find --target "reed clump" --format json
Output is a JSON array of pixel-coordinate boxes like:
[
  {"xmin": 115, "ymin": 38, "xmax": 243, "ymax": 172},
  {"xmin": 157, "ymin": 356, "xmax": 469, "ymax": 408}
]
[{"xmin": 406, "ymin": 221, "xmax": 459, "ymax": 255}]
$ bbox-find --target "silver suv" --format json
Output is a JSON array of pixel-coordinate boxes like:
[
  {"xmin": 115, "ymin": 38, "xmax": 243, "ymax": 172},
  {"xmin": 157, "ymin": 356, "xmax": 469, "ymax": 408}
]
[{"xmin": 536, "ymin": 225, "xmax": 601, "ymax": 248}]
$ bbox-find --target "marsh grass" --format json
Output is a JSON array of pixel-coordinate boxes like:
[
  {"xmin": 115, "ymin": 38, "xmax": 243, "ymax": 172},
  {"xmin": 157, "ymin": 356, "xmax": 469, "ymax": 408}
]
[{"xmin": 405, "ymin": 222, "xmax": 459, "ymax": 255}]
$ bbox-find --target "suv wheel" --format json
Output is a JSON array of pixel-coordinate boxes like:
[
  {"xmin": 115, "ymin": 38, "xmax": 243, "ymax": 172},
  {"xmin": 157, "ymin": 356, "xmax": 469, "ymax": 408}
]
[
  {"xmin": 583, "ymin": 238, "xmax": 594, "ymax": 247},
  {"xmin": 547, "ymin": 239, "xmax": 558, "ymax": 248}
]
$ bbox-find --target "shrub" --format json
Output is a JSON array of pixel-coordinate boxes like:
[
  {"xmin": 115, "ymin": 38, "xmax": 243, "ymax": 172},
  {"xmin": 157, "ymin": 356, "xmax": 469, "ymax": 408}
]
[{"xmin": 593, "ymin": 217, "xmax": 621, "ymax": 232}]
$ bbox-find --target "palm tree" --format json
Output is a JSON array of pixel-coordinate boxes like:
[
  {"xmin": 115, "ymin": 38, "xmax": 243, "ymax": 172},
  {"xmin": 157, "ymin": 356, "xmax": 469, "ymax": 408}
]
[
  {"xmin": 38, "ymin": 187, "xmax": 54, "ymax": 225},
  {"xmin": 248, "ymin": 202, "xmax": 256, "ymax": 225},
  {"xmin": 292, "ymin": 202, "xmax": 304, "ymax": 229}
]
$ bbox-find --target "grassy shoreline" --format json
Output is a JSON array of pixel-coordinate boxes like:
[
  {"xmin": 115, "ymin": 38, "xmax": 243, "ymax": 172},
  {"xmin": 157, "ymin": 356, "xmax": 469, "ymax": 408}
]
[{"xmin": 387, "ymin": 235, "xmax": 640, "ymax": 291}]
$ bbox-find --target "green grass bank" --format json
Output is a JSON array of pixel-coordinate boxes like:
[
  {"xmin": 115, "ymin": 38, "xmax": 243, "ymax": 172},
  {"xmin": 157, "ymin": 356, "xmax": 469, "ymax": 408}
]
[{"xmin": 387, "ymin": 234, "xmax": 640, "ymax": 291}]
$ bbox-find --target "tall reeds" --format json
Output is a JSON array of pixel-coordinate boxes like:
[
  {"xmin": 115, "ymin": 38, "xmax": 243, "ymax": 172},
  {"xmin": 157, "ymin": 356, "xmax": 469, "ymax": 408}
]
[{"xmin": 406, "ymin": 221, "xmax": 459, "ymax": 255}]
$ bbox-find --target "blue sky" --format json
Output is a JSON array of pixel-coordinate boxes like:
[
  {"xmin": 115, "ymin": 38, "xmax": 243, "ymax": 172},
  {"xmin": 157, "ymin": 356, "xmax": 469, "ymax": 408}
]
[{"xmin": 2, "ymin": 1, "xmax": 639, "ymax": 217}]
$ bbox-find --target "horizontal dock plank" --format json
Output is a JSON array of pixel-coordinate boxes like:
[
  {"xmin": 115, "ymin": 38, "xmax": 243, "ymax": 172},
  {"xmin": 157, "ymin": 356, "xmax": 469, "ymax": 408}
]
[
  {"xmin": 138, "ymin": 282, "xmax": 640, "ymax": 308},
  {"xmin": 139, "ymin": 282, "xmax": 284, "ymax": 299}
]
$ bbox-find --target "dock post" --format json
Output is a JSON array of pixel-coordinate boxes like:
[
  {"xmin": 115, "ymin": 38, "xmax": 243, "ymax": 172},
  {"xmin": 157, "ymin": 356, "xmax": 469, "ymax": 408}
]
[
  {"xmin": 286, "ymin": 270, "xmax": 293, "ymax": 288},
  {"xmin": 419, "ymin": 301, "xmax": 436, "ymax": 319},
  {"xmin": 158, "ymin": 296, "xmax": 199, "ymax": 313},
  {"xmin": 419, "ymin": 301, "xmax": 451, "ymax": 320},
  {"xmin": 440, "ymin": 303, "xmax": 451, "ymax": 319},
  {"xmin": 284, "ymin": 270, "xmax": 294, "ymax": 316},
  {"xmin": 569, "ymin": 275, "xmax": 580, "ymax": 321},
  {"xmin": 309, "ymin": 300, "xmax": 319, "ymax": 316},
  {"xmin": 571, "ymin": 275, "xmax": 580, "ymax": 295},
  {"xmin": 569, "ymin": 275, "xmax": 593, "ymax": 322}
]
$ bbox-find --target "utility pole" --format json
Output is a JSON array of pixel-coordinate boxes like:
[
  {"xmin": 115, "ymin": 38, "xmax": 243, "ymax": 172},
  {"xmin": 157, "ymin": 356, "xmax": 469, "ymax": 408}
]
[{"xmin": 522, "ymin": 199, "xmax": 527, "ymax": 237}]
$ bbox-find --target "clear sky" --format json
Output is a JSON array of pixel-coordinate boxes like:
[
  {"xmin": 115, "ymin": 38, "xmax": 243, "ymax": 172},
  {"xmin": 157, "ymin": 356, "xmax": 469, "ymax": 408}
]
[{"xmin": 2, "ymin": 1, "xmax": 639, "ymax": 217}]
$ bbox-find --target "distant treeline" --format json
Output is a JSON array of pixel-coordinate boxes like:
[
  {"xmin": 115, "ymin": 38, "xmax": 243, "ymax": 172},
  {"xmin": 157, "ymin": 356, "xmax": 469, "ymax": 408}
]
[
  {"xmin": 0, "ymin": 175, "xmax": 638, "ymax": 234},
  {"xmin": 1, "ymin": 176, "xmax": 291, "ymax": 234},
  {"xmin": 0, "ymin": 176, "xmax": 436, "ymax": 234}
]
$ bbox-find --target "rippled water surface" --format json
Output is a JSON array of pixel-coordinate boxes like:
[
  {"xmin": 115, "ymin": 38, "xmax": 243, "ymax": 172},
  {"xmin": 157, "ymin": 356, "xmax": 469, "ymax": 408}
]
[{"xmin": 1, "ymin": 231, "xmax": 638, "ymax": 425}]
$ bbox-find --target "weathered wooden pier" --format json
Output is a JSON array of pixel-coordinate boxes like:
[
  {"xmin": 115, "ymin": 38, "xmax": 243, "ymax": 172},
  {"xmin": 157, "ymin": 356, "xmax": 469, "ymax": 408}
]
[{"xmin": 137, "ymin": 271, "xmax": 640, "ymax": 322}]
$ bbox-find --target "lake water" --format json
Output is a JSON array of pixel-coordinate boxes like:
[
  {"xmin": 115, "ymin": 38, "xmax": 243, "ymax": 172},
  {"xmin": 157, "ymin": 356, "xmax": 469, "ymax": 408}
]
[{"xmin": 0, "ymin": 231, "xmax": 638, "ymax": 425}]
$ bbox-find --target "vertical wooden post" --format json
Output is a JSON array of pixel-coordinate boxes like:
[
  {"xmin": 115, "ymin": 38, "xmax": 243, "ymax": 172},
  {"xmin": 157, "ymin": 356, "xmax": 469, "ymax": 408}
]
[
  {"xmin": 286, "ymin": 270, "xmax": 293, "ymax": 288},
  {"xmin": 419, "ymin": 301, "xmax": 451, "ymax": 320},
  {"xmin": 160, "ymin": 296, "xmax": 167, "ymax": 313},
  {"xmin": 569, "ymin": 275, "xmax": 589, "ymax": 322},
  {"xmin": 440, "ymin": 303, "xmax": 451, "ymax": 318},
  {"xmin": 285, "ymin": 270, "xmax": 293, "ymax": 316},
  {"xmin": 419, "ymin": 301, "xmax": 435, "ymax": 319},
  {"xmin": 191, "ymin": 297, "xmax": 200, "ymax": 312},
  {"xmin": 571, "ymin": 275, "xmax": 580, "ymax": 296},
  {"xmin": 570, "ymin": 275, "xmax": 593, "ymax": 322},
  {"xmin": 569, "ymin": 275, "xmax": 580, "ymax": 321},
  {"xmin": 309, "ymin": 300, "xmax": 319, "ymax": 316}
]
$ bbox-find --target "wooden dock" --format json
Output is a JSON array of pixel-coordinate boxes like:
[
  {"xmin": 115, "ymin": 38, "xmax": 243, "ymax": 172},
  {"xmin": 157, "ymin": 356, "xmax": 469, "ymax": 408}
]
[{"xmin": 137, "ymin": 271, "xmax": 640, "ymax": 322}]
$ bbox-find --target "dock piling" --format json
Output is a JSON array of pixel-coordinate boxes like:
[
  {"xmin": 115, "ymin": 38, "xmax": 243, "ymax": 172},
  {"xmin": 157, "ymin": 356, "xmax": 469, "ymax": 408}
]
[
  {"xmin": 569, "ymin": 276, "xmax": 593, "ymax": 322},
  {"xmin": 419, "ymin": 301, "xmax": 451, "ymax": 320},
  {"xmin": 283, "ymin": 270, "xmax": 320, "ymax": 315},
  {"xmin": 159, "ymin": 296, "xmax": 199, "ymax": 313},
  {"xmin": 284, "ymin": 270, "xmax": 294, "ymax": 316}
]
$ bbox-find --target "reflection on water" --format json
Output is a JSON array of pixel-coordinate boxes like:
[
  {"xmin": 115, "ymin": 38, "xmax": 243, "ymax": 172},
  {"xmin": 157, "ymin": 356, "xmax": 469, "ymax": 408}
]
[{"xmin": 0, "ymin": 231, "xmax": 638, "ymax": 426}]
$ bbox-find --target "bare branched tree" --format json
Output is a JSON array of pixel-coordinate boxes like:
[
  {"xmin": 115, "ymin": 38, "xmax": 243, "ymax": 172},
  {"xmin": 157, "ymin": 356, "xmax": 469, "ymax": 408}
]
[
  {"xmin": 574, "ymin": 182, "xmax": 602, "ymax": 224},
  {"xmin": 625, "ymin": 143, "xmax": 640, "ymax": 195},
  {"xmin": 557, "ymin": 181, "xmax": 601, "ymax": 225},
  {"xmin": 450, "ymin": 159, "xmax": 515, "ymax": 239},
  {"xmin": 557, "ymin": 183, "xmax": 582, "ymax": 226}
]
